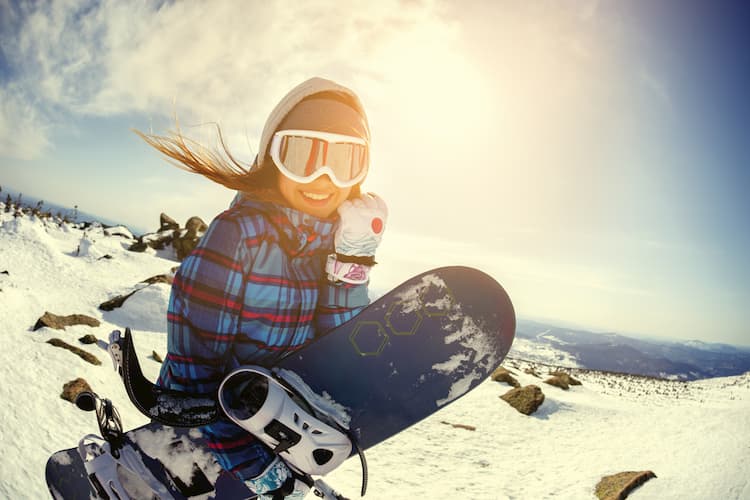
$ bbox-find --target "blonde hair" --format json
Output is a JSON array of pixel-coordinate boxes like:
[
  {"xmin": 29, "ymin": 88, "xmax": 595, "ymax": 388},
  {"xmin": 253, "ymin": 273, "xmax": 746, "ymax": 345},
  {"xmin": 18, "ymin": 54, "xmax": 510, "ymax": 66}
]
[{"xmin": 135, "ymin": 116, "xmax": 361, "ymax": 202}]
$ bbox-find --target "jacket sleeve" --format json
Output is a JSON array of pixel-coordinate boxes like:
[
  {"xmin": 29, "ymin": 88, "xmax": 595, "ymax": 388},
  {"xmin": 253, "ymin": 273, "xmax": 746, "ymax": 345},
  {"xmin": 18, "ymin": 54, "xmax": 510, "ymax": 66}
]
[
  {"xmin": 315, "ymin": 280, "xmax": 370, "ymax": 332},
  {"xmin": 158, "ymin": 213, "xmax": 249, "ymax": 394},
  {"xmin": 157, "ymin": 214, "xmax": 275, "ymax": 480}
]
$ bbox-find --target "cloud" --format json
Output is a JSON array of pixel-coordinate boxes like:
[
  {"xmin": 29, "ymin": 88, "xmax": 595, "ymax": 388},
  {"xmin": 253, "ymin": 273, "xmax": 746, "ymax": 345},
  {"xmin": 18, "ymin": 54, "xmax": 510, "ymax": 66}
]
[
  {"xmin": 0, "ymin": 0, "xmax": 446, "ymax": 159},
  {"xmin": 0, "ymin": 84, "xmax": 52, "ymax": 159}
]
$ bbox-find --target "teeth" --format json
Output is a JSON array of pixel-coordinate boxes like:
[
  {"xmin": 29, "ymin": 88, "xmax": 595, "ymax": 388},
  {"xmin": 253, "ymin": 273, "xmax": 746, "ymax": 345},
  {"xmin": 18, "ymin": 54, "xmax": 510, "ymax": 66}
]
[{"xmin": 302, "ymin": 192, "xmax": 330, "ymax": 201}]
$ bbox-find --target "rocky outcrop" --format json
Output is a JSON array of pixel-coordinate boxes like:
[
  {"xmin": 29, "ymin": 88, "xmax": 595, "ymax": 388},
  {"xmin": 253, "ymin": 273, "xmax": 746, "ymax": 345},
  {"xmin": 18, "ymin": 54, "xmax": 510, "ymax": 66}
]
[
  {"xmin": 185, "ymin": 216, "xmax": 208, "ymax": 236},
  {"xmin": 173, "ymin": 216, "xmax": 208, "ymax": 260},
  {"xmin": 595, "ymin": 471, "xmax": 657, "ymax": 500},
  {"xmin": 129, "ymin": 214, "xmax": 208, "ymax": 261},
  {"xmin": 500, "ymin": 385, "xmax": 545, "ymax": 415},
  {"xmin": 47, "ymin": 338, "xmax": 101, "ymax": 365},
  {"xmin": 33, "ymin": 312, "xmax": 100, "ymax": 331},
  {"xmin": 491, "ymin": 366, "xmax": 520, "ymax": 388}
]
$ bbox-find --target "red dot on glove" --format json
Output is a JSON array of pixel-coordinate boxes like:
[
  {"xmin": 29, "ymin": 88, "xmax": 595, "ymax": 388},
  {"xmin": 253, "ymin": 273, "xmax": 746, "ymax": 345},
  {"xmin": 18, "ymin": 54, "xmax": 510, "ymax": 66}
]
[{"xmin": 371, "ymin": 217, "xmax": 384, "ymax": 234}]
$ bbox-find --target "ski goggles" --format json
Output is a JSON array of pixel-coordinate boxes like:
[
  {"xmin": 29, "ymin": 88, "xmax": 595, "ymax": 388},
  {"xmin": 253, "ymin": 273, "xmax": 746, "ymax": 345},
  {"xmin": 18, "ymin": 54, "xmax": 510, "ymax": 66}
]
[{"xmin": 269, "ymin": 129, "xmax": 369, "ymax": 188}]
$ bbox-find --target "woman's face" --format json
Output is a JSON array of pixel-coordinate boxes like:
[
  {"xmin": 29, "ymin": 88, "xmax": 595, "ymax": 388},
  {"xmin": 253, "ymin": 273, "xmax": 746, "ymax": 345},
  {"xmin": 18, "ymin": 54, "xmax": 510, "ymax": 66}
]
[{"xmin": 277, "ymin": 173, "xmax": 353, "ymax": 218}]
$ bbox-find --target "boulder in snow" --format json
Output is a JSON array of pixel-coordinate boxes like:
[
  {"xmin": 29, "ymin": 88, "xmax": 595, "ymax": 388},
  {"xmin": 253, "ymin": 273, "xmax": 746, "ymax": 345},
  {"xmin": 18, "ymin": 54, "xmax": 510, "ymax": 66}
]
[
  {"xmin": 99, "ymin": 290, "xmax": 138, "ymax": 311},
  {"xmin": 78, "ymin": 334, "xmax": 98, "ymax": 344},
  {"xmin": 491, "ymin": 366, "xmax": 520, "ymax": 387},
  {"xmin": 500, "ymin": 385, "xmax": 545, "ymax": 415},
  {"xmin": 33, "ymin": 311, "xmax": 100, "ymax": 331},
  {"xmin": 47, "ymin": 338, "xmax": 101, "ymax": 365},
  {"xmin": 545, "ymin": 375, "xmax": 571, "ymax": 390},
  {"xmin": 60, "ymin": 378, "xmax": 93, "ymax": 404},
  {"xmin": 595, "ymin": 470, "xmax": 657, "ymax": 500},
  {"xmin": 550, "ymin": 371, "xmax": 582, "ymax": 386}
]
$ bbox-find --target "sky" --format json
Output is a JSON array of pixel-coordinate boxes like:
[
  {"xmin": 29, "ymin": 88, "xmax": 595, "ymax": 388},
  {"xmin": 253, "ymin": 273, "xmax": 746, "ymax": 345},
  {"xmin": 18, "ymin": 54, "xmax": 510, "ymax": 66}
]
[{"xmin": 1, "ymin": 0, "xmax": 748, "ymax": 346}]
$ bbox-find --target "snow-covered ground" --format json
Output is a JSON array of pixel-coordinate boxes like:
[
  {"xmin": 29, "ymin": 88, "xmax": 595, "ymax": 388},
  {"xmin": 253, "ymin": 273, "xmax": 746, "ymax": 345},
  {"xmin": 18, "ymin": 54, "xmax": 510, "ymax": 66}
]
[{"xmin": 1, "ymin": 208, "xmax": 748, "ymax": 499}]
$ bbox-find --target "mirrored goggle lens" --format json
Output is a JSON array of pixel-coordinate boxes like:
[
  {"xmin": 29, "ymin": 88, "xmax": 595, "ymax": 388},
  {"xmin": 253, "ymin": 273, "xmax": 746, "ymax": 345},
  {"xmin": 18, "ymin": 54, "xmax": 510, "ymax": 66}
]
[{"xmin": 278, "ymin": 135, "xmax": 368, "ymax": 183}]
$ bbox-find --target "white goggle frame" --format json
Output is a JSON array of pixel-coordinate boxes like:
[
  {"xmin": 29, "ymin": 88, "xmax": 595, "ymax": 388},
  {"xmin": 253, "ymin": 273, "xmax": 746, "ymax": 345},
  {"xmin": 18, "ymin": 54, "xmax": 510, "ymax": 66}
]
[{"xmin": 269, "ymin": 129, "xmax": 369, "ymax": 188}]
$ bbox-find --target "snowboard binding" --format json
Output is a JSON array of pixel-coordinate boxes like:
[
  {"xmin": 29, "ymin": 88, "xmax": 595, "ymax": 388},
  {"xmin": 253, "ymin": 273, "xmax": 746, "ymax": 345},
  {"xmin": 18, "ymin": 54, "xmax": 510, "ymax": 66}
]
[
  {"xmin": 74, "ymin": 392, "xmax": 173, "ymax": 499},
  {"xmin": 219, "ymin": 366, "xmax": 369, "ymax": 496},
  {"xmin": 219, "ymin": 366, "xmax": 353, "ymax": 475}
]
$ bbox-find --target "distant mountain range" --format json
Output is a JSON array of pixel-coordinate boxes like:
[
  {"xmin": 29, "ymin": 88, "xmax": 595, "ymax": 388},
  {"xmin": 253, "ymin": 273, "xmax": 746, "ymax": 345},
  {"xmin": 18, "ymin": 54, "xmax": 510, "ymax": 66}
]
[{"xmin": 510, "ymin": 319, "xmax": 750, "ymax": 380}]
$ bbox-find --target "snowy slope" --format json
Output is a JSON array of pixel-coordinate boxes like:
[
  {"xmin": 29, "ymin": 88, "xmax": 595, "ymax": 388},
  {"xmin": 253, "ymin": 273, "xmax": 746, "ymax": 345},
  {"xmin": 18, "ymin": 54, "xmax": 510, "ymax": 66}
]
[{"xmin": 1, "ymin": 207, "xmax": 748, "ymax": 499}]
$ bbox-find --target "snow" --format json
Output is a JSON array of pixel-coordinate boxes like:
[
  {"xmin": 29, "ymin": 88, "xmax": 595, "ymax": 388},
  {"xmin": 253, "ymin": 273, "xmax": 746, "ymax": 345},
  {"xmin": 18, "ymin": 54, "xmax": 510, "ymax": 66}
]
[{"xmin": 1, "ymin": 207, "xmax": 749, "ymax": 499}]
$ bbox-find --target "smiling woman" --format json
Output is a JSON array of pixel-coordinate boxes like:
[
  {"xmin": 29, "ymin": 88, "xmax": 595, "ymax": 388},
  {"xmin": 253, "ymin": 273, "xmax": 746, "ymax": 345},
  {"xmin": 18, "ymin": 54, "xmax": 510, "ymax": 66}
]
[{"xmin": 137, "ymin": 76, "xmax": 389, "ymax": 499}]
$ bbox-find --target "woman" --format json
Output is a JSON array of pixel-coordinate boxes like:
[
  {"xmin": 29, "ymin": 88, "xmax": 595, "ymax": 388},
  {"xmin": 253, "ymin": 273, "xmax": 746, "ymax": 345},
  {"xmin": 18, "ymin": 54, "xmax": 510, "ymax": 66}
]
[{"xmin": 137, "ymin": 77, "xmax": 387, "ymax": 499}]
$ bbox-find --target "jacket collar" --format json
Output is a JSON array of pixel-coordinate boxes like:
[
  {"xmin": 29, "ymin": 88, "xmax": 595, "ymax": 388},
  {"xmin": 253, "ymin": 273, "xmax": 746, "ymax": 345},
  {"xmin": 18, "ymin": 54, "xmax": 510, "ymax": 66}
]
[{"xmin": 233, "ymin": 195, "xmax": 337, "ymax": 256}]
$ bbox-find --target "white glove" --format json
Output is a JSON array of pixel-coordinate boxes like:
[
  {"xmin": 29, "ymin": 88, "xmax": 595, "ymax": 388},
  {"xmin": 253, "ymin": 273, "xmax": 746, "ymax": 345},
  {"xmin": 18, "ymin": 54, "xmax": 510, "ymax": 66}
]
[
  {"xmin": 334, "ymin": 193, "xmax": 388, "ymax": 259},
  {"xmin": 327, "ymin": 193, "xmax": 387, "ymax": 285}
]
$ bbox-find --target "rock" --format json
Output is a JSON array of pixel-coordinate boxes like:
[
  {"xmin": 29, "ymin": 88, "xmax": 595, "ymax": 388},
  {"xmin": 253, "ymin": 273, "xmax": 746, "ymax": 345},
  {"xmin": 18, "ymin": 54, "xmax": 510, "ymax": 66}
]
[
  {"xmin": 128, "ymin": 240, "xmax": 149, "ymax": 252},
  {"xmin": 185, "ymin": 216, "xmax": 208, "ymax": 238},
  {"xmin": 545, "ymin": 375, "xmax": 570, "ymax": 390},
  {"xmin": 128, "ymin": 231, "xmax": 173, "ymax": 253},
  {"xmin": 595, "ymin": 471, "xmax": 657, "ymax": 500},
  {"xmin": 172, "ymin": 232, "xmax": 197, "ymax": 260},
  {"xmin": 491, "ymin": 366, "xmax": 520, "ymax": 387},
  {"xmin": 100, "ymin": 275, "xmax": 172, "ymax": 313},
  {"xmin": 78, "ymin": 334, "xmax": 98, "ymax": 344},
  {"xmin": 103, "ymin": 225, "xmax": 134, "ymax": 239},
  {"xmin": 141, "ymin": 274, "xmax": 173, "ymax": 286},
  {"xmin": 33, "ymin": 311, "xmax": 100, "ymax": 331},
  {"xmin": 61, "ymin": 378, "xmax": 93, "ymax": 404},
  {"xmin": 151, "ymin": 351, "xmax": 164, "ymax": 363},
  {"xmin": 500, "ymin": 385, "xmax": 545, "ymax": 415},
  {"xmin": 166, "ymin": 216, "xmax": 208, "ymax": 261},
  {"xmin": 146, "ymin": 232, "xmax": 174, "ymax": 250},
  {"xmin": 99, "ymin": 290, "xmax": 138, "ymax": 311},
  {"xmin": 47, "ymin": 338, "xmax": 101, "ymax": 365},
  {"xmin": 524, "ymin": 367, "xmax": 541, "ymax": 378},
  {"xmin": 440, "ymin": 420, "xmax": 476, "ymax": 431},
  {"xmin": 550, "ymin": 371, "xmax": 582, "ymax": 386},
  {"xmin": 160, "ymin": 213, "xmax": 179, "ymax": 231}
]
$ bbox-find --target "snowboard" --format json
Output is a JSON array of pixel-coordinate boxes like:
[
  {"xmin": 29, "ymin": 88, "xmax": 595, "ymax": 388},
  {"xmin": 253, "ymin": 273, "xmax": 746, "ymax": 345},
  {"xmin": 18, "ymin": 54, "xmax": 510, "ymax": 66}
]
[{"xmin": 46, "ymin": 266, "xmax": 516, "ymax": 499}]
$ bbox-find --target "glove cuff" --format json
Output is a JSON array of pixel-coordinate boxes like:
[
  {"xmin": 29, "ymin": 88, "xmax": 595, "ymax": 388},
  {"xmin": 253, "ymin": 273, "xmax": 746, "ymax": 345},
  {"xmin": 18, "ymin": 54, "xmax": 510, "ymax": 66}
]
[{"xmin": 326, "ymin": 254, "xmax": 371, "ymax": 284}]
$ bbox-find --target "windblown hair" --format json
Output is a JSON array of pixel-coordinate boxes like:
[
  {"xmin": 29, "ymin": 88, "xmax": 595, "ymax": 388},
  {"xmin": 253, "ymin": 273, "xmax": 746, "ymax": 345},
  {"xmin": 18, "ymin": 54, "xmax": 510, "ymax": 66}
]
[
  {"xmin": 133, "ymin": 121, "xmax": 283, "ymax": 202},
  {"xmin": 134, "ymin": 120, "xmax": 360, "ymax": 202}
]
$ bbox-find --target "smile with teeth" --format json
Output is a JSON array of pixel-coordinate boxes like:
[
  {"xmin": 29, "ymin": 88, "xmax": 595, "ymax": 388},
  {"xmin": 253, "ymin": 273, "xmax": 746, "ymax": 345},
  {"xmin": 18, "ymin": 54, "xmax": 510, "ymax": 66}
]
[{"xmin": 301, "ymin": 191, "xmax": 332, "ymax": 201}]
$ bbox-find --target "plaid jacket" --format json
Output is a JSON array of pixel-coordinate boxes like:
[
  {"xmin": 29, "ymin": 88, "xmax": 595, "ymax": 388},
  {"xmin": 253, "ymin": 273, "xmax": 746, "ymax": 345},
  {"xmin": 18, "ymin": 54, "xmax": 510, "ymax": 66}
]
[{"xmin": 157, "ymin": 197, "xmax": 369, "ymax": 481}]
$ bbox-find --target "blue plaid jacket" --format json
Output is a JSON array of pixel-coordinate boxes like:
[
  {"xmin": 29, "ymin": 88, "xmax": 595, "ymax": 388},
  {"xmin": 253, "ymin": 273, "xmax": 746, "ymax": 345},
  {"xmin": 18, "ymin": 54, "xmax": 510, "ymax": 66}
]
[{"xmin": 157, "ymin": 196, "xmax": 369, "ymax": 480}]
